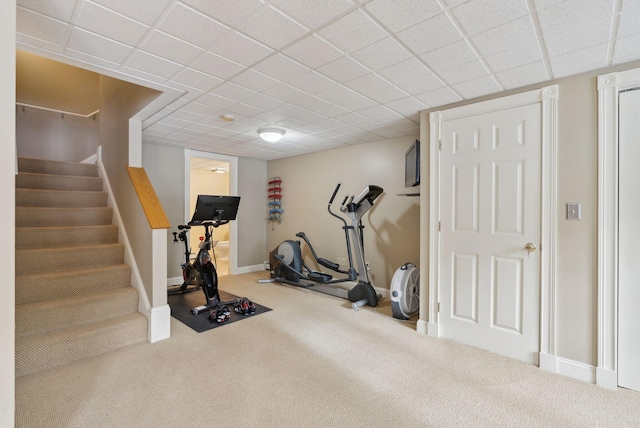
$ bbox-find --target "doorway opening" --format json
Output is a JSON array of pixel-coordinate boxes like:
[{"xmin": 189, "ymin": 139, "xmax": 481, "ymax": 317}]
[{"xmin": 185, "ymin": 149, "xmax": 238, "ymax": 277}]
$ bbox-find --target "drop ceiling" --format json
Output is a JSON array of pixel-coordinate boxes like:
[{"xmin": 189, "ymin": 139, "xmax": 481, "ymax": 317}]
[{"xmin": 15, "ymin": 0, "xmax": 640, "ymax": 160}]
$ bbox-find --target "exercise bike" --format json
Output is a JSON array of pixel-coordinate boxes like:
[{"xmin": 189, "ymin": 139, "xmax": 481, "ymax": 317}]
[
  {"xmin": 269, "ymin": 182, "xmax": 383, "ymax": 307},
  {"xmin": 170, "ymin": 195, "xmax": 247, "ymax": 317}
]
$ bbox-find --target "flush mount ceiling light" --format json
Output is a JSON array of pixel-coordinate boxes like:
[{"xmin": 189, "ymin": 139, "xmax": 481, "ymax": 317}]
[
  {"xmin": 210, "ymin": 167, "xmax": 228, "ymax": 174},
  {"xmin": 258, "ymin": 127, "xmax": 285, "ymax": 143}
]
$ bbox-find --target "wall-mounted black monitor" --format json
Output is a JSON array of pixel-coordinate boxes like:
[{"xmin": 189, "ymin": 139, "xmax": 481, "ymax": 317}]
[{"xmin": 405, "ymin": 139, "xmax": 420, "ymax": 187}]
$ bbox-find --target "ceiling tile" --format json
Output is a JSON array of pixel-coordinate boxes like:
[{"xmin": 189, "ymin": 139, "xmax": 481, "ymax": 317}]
[
  {"xmin": 67, "ymin": 27, "xmax": 133, "ymax": 64},
  {"xmin": 209, "ymin": 31, "xmax": 274, "ymax": 66},
  {"xmin": 316, "ymin": 85, "xmax": 377, "ymax": 111},
  {"xmin": 191, "ymin": 92, "xmax": 235, "ymax": 110},
  {"xmin": 344, "ymin": 73, "xmax": 393, "ymax": 94},
  {"xmin": 121, "ymin": 66, "xmax": 168, "ymax": 84},
  {"xmin": 282, "ymin": 35, "xmax": 344, "ymax": 69},
  {"xmin": 271, "ymin": 103, "xmax": 327, "ymax": 123},
  {"xmin": 414, "ymin": 86, "xmax": 462, "ymax": 108},
  {"xmin": 613, "ymin": 33, "xmax": 640, "ymax": 65},
  {"xmin": 171, "ymin": 68, "xmax": 223, "ymax": 92},
  {"xmin": 287, "ymin": 71, "xmax": 337, "ymax": 94},
  {"xmin": 243, "ymin": 93, "xmax": 287, "ymax": 111},
  {"xmin": 377, "ymin": 57, "xmax": 433, "ymax": 85},
  {"xmin": 395, "ymin": 74, "xmax": 443, "ymax": 95},
  {"xmin": 181, "ymin": 0, "xmax": 264, "ymax": 28},
  {"xmin": 126, "ymin": 50, "xmax": 182, "ymax": 79},
  {"xmin": 420, "ymin": 39, "xmax": 478, "ymax": 72},
  {"xmin": 92, "ymin": 0, "xmax": 172, "ymax": 25},
  {"xmin": 319, "ymin": 9, "xmax": 388, "ymax": 53},
  {"xmin": 351, "ymin": 37, "xmax": 412, "ymax": 71},
  {"xmin": 76, "ymin": 2, "xmax": 149, "ymax": 47},
  {"xmin": 384, "ymin": 96, "xmax": 427, "ymax": 117},
  {"xmin": 397, "ymin": 13, "xmax": 462, "ymax": 55},
  {"xmin": 17, "ymin": 32, "xmax": 64, "ymax": 52},
  {"xmin": 210, "ymin": 82, "xmax": 257, "ymax": 103},
  {"xmin": 550, "ymin": 43, "xmax": 608, "ymax": 78},
  {"xmin": 618, "ymin": 0, "xmax": 640, "ymax": 38},
  {"xmin": 544, "ymin": 25, "xmax": 610, "ymax": 57},
  {"xmin": 253, "ymin": 53, "xmax": 309, "ymax": 82},
  {"xmin": 366, "ymin": 85, "xmax": 409, "ymax": 104},
  {"xmin": 483, "ymin": 42, "xmax": 543, "ymax": 73},
  {"xmin": 236, "ymin": 6, "xmax": 308, "ymax": 50},
  {"xmin": 190, "ymin": 52, "xmax": 246, "ymax": 81},
  {"xmin": 17, "ymin": 7, "xmax": 69, "ymax": 46},
  {"xmin": 439, "ymin": 60, "xmax": 489, "ymax": 85},
  {"xmin": 317, "ymin": 56, "xmax": 370, "ymax": 83},
  {"xmin": 263, "ymin": 83, "xmax": 308, "ymax": 103},
  {"xmin": 289, "ymin": 95, "xmax": 350, "ymax": 118},
  {"xmin": 471, "ymin": 16, "xmax": 538, "ymax": 57},
  {"xmin": 451, "ymin": 0, "xmax": 529, "ymax": 35},
  {"xmin": 365, "ymin": 0, "xmax": 443, "ymax": 33},
  {"xmin": 158, "ymin": 3, "xmax": 230, "ymax": 50},
  {"xmin": 270, "ymin": 0, "xmax": 355, "ymax": 30},
  {"xmin": 231, "ymin": 69, "xmax": 281, "ymax": 93},
  {"xmin": 141, "ymin": 31, "xmax": 204, "ymax": 65},
  {"xmin": 537, "ymin": 0, "xmax": 614, "ymax": 37},
  {"xmin": 66, "ymin": 48, "xmax": 120, "ymax": 70},
  {"xmin": 17, "ymin": 0, "xmax": 77, "ymax": 21},
  {"xmin": 496, "ymin": 61, "xmax": 549, "ymax": 90},
  {"xmin": 453, "ymin": 74, "xmax": 501, "ymax": 99}
]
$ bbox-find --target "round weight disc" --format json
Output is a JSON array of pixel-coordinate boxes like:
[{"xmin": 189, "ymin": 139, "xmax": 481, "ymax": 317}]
[{"xmin": 278, "ymin": 241, "xmax": 296, "ymax": 265}]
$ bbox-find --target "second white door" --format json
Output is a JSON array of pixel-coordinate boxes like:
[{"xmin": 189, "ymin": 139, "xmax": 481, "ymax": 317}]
[{"xmin": 439, "ymin": 103, "xmax": 542, "ymax": 364}]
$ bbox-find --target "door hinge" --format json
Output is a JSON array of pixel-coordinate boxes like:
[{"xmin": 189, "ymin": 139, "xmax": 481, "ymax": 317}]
[
  {"xmin": 438, "ymin": 302, "xmax": 440, "ymax": 312},
  {"xmin": 439, "ymin": 140, "xmax": 442, "ymax": 151},
  {"xmin": 438, "ymin": 221, "xmax": 441, "ymax": 231}
]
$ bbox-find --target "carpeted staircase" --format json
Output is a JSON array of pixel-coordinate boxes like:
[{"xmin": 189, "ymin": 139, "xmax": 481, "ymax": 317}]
[{"xmin": 15, "ymin": 157, "xmax": 148, "ymax": 377}]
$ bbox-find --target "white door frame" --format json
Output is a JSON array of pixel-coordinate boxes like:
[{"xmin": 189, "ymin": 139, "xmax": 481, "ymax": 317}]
[
  {"xmin": 184, "ymin": 149, "xmax": 239, "ymax": 275},
  {"xmin": 419, "ymin": 85, "xmax": 559, "ymax": 369},
  {"xmin": 596, "ymin": 68, "xmax": 640, "ymax": 390}
]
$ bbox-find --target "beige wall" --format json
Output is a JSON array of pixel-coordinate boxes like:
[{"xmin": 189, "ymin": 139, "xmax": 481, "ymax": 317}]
[
  {"xmin": 99, "ymin": 75, "xmax": 161, "ymax": 305},
  {"xmin": 421, "ymin": 60, "xmax": 640, "ymax": 367},
  {"xmin": 16, "ymin": 108, "xmax": 99, "ymax": 162},
  {"xmin": 267, "ymin": 136, "xmax": 421, "ymax": 291},
  {"xmin": 143, "ymin": 144, "xmax": 268, "ymax": 277},
  {"xmin": 1, "ymin": 1, "xmax": 15, "ymax": 424},
  {"xmin": 237, "ymin": 157, "xmax": 268, "ymax": 268}
]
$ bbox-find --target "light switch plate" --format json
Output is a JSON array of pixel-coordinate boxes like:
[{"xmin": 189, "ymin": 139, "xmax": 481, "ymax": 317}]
[{"xmin": 566, "ymin": 202, "xmax": 581, "ymax": 220}]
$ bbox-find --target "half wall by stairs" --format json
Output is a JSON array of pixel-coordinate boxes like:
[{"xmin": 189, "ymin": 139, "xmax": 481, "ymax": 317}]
[{"xmin": 15, "ymin": 157, "xmax": 147, "ymax": 377}]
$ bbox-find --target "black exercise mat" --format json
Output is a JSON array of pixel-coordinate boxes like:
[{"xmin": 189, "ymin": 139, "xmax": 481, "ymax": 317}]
[{"xmin": 168, "ymin": 289, "xmax": 271, "ymax": 333}]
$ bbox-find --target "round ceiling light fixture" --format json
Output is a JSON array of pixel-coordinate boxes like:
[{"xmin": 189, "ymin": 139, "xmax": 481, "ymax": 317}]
[{"xmin": 258, "ymin": 127, "xmax": 285, "ymax": 143}]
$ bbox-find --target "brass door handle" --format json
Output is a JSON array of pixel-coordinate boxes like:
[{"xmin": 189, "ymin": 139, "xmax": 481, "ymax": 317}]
[{"xmin": 525, "ymin": 243, "xmax": 537, "ymax": 253}]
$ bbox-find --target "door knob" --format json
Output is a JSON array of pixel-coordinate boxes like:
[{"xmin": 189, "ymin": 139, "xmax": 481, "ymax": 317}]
[{"xmin": 524, "ymin": 243, "xmax": 537, "ymax": 252}]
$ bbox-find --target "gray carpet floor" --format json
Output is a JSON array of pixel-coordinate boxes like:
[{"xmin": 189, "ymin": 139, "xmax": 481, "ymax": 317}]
[{"xmin": 15, "ymin": 272, "xmax": 640, "ymax": 427}]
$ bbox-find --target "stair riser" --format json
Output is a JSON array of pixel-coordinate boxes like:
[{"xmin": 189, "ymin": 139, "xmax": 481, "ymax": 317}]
[
  {"xmin": 18, "ymin": 157, "xmax": 98, "ymax": 177},
  {"xmin": 16, "ymin": 207, "xmax": 113, "ymax": 227},
  {"xmin": 15, "ymin": 265, "xmax": 132, "ymax": 304},
  {"xmin": 16, "ymin": 244, "xmax": 125, "ymax": 275},
  {"xmin": 16, "ymin": 189, "xmax": 108, "ymax": 208},
  {"xmin": 15, "ymin": 225, "xmax": 119, "ymax": 250},
  {"xmin": 15, "ymin": 314, "xmax": 147, "ymax": 377},
  {"xmin": 16, "ymin": 288, "xmax": 139, "ymax": 337},
  {"xmin": 16, "ymin": 173, "xmax": 103, "ymax": 191}
]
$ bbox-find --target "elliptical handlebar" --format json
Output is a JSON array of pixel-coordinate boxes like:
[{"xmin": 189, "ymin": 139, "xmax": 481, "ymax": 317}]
[{"xmin": 328, "ymin": 181, "xmax": 342, "ymax": 204}]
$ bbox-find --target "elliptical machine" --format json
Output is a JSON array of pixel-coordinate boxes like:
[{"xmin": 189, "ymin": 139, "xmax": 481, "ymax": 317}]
[
  {"xmin": 269, "ymin": 182, "xmax": 383, "ymax": 307},
  {"xmin": 170, "ymin": 195, "xmax": 246, "ymax": 317}
]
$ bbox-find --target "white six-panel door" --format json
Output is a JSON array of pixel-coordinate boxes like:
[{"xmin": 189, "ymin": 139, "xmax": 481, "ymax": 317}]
[{"xmin": 439, "ymin": 103, "xmax": 542, "ymax": 364}]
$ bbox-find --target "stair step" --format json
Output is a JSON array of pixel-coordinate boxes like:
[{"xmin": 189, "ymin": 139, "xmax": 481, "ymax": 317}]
[
  {"xmin": 16, "ymin": 287, "xmax": 139, "ymax": 338},
  {"xmin": 16, "ymin": 225, "xmax": 119, "ymax": 250},
  {"xmin": 16, "ymin": 172, "xmax": 103, "ymax": 191},
  {"xmin": 16, "ymin": 264, "xmax": 132, "ymax": 304},
  {"xmin": 16, "ymin": 243, "xmax": 124, "ymax": 275},
  {"xmin": 16, "ymin": 188, "xmax": 108, "ymax": 208},
  {"xmin": 16, "ymin": 206, "xmax": 112, "ymax": 227},
  {"xmin": 18, "ymin": 157, "xmax": 98, "ymax": 177},
  {"xmin": 15, "ymin": 312, "xmax": 147, "ymax": 377}
]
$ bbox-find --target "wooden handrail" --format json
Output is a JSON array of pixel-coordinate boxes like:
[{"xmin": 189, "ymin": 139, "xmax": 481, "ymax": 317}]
[
  {"xmin": 127, "ymin": 166, "xmax": 171, "ymax": 229},
  {"xmin": 16, "ymin": 102, "xmax": 99, "ymax": 119}
]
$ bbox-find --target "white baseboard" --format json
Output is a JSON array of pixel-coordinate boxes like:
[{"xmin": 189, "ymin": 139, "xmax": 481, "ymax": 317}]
[
  {"xmin": 81, "ymin": 153, "xmax": 98, "ymax": 164},
  {"xmin": 233, "ymin": 264, "xmax": 266, "ymax": 275},
  {"xmin": 416, "ymin": 319, "xmax": 429, "ymax": 334},
  {"xmin": 539, "ymin": 352, "xmax": 598, "ymax": 385},
  {"xmin": 167, "ymin": 276, "xmax": 182, "ymax": 287},
  {"xmin": 539, "ymin": 352, "xmax": 557, "ymax": 372},
  {"xmin": 596, "ymin": 367, "xmax": 618, "ymax": 390}
]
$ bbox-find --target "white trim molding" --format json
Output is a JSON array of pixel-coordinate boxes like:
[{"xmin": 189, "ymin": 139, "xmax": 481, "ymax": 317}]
[
  {"xmin": 597, "ymin": 67, "xmax": 640, "ymax": 390},
  {"xmin": 421, "ymin": 86, "xmax": 559, "ymax": 369}
]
